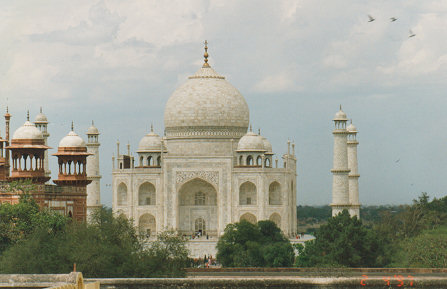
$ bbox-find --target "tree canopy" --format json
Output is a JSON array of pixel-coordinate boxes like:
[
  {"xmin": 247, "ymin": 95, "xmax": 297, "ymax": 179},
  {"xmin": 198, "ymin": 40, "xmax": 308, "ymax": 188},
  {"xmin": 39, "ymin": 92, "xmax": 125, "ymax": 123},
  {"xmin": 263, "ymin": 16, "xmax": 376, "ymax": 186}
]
[
  {"xmin": 0, "ymin": 204, "xmax": 189, "ymax": 277},
  {"xmin": 295, "ymin": 210, "xmax": 382, "ymax": 267},
  {"xmin": 216, "ymin": 220, "xmax": 294, "ymax": 267}
]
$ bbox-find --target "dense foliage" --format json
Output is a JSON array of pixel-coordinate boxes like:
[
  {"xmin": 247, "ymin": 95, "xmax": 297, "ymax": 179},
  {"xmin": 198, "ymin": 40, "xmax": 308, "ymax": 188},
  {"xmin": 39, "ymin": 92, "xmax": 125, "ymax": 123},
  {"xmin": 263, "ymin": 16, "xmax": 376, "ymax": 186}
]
[
  {"xmin": 0, "ymin": 198, "xmax": 189, "ymax": 277},
  {"xmin": 295, "ymin": 210, "xmax": 382, "ymax": 267},
  {"xmin": 375, "ymin": 193, "xmax": 447, "ymax": 267},
  {"xmin": 297, "ymin": 193, "xmax": 447, "ymax": 268},
  {"xmin": 0, "ymin": 193, "xmax": 68, "ymax": 254},
  {"xmin": 216, "ymin": 220, "xmax": 294, "ymax": 267}
]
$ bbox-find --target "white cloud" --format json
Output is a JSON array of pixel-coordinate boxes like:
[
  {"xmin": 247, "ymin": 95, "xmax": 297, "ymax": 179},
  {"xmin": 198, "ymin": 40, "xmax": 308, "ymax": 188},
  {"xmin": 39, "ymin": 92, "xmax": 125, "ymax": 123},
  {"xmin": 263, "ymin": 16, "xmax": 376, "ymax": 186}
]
[
  {"xmin": 322, "ymin": 54, "xmax": 347, "ymax": 69},
  {"xmin": 253, "ymin": 72, "xmax": 300, "ymax": 93},
  {"xmin": 377, "ymin": 12, "xmax": 447, "ymax": 79}
]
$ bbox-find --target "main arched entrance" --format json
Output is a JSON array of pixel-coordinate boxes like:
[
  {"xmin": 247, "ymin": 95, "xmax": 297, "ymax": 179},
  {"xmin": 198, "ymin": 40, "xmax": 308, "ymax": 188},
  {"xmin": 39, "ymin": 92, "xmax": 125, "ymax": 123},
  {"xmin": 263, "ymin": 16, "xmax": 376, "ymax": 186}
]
[{"xmin": 178, "ymin": 178, "xmax": 218, "ymax": 237}]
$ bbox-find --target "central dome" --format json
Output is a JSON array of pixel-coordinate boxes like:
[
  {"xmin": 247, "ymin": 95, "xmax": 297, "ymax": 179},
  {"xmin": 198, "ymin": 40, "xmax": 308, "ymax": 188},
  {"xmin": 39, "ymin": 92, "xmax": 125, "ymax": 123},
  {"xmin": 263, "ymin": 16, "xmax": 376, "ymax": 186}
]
[{"xmin": 164, "ymin": 63, "xmax": 249, "ymax": 138}]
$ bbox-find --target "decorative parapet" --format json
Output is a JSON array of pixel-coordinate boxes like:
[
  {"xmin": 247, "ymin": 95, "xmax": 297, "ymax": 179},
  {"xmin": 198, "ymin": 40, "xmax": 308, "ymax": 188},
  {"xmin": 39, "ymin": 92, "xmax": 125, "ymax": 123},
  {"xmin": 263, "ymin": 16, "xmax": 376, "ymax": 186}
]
[{"xmin": 166, "ymin": 126, "xmax": 246, "ymax": 138}]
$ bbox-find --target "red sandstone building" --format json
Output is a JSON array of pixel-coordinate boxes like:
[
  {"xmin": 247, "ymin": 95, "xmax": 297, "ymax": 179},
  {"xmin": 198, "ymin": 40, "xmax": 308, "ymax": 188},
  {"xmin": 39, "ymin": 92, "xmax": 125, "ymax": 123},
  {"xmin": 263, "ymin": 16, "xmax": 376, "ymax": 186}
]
[{"xmin": 0, "ymin": 110, "xmax": 91, "ymax": 222}]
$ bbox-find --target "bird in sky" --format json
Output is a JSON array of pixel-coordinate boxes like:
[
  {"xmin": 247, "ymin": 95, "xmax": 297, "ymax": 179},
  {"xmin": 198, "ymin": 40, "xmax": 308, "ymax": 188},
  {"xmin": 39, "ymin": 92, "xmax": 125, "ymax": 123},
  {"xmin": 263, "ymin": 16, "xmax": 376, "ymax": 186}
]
[
  {"xmin": 390, "ymin": 17, "xmax": 397, "ymax": 22},
  {"xmin": 368, "ymin": 15, "xmax": 375, "ymax": 22},
  {"xmin": 409, "ymin": 29, "xmax": 416, "ymax": 37},
  {"xmin": 395, "ymin": 159, "xmax": 400, "ymax": 163}
]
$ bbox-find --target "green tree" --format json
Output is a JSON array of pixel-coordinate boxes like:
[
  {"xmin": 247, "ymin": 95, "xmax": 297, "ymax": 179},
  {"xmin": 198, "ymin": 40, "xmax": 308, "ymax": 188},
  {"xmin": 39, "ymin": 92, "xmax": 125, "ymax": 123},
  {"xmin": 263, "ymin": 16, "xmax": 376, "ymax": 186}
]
[
  {"xmin": 216, "ymin": 220, "xmax": 294, "ymax": 267},
  {"xmin": 0, "ymin": 207, "xmax": 189, "ymax": 277},
  {"xmin": 143, "ymin": 230, "xmax": 190, "ymax": 277},
  {"xmin": 0, "ymin": 188, "xmax": 68, "ymax": 254},
  {"xmin": 296, "ymin": 210, "xmax": 382, "ymax": 267},
  {"xmin": 393, "ymin": 227, "xmax": 447, "ymax": 268}
]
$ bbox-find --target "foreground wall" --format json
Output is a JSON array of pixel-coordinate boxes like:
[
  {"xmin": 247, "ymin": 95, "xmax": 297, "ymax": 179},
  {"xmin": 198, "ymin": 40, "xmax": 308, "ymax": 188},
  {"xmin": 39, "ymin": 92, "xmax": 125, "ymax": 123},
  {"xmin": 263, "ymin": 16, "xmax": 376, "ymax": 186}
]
[
  {"xmin": 90, "ymin": 268, "xmax": 447, "ymax": 289},
  {"xmin": 90, "ymin": 277, "xmax": 447, "ymax": 289}
]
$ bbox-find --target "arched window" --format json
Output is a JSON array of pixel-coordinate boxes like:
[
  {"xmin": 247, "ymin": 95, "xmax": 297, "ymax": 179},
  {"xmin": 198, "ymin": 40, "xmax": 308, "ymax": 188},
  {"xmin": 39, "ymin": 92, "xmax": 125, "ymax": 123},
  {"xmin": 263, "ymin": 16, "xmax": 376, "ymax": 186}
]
[
  {"xmin": 138, "ymin": 182, "xmax": 156, "ymax": 205},
  {"xmin": 269, "ymin": 181, "xmax": 282, "ymax": 205},
  {"xmin": 140, "ymin": 156, "xmax": 143, "ymax": 166},
  {"xmin": 147, "ymin": 156, "xmax": 152, "ymax": 166},
  {"xmin": 265, "ymin": 158, "xmax": 271, "ymax": 167},
  {"xmin": 195, "ymin": 218, "xmax": 206, "ymax": 234},
  {"xmin": 269, "ymin": 213, "xmax": 281, "ymax": 228},
  {"xmin": 195, "ymin": 192, "xmax": 205, "ymax": 205},
  {"xmin": 117, "ymin": 183, "xmax": 127, "ymax": 206},
  {"xmin": 239, "ymin": 155, "xmax": 243, "ymax": 166},
  {"xmin": 239, "ymin": 181, "xmax": 257, "ymax": 205},
  {"xmin": 247, "ymin": 155, "xmax": 253, "ymax": 166},
  {"xmin": 240, "ymin": 213, "xmax": 257, "ymax": 224},
  {"xmin": 157, "ymin": 156, "xmax": 161, "ymax": 166},
  {"xmin": 256, "ymin": 156, "xmax": 262, "ymax": 166}
]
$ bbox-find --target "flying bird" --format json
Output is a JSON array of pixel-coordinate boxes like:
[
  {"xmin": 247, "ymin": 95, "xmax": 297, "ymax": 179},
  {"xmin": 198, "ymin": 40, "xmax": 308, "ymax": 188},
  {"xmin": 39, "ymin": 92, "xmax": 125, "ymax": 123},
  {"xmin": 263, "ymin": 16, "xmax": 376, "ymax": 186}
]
[
  {"xmin": 368, "ymin": 15, "xmax": 375, "ymax": 22},
  {"xmin": 390, "ymin": 17, "xmax": 397, "ymax": 22},
  {"xmin": 409, "ymin": 30, "xmax": 416, "ymax": 37},
  {"xmin": 395, "ymin": 159, "xmax": 400, "ymax": 163}
]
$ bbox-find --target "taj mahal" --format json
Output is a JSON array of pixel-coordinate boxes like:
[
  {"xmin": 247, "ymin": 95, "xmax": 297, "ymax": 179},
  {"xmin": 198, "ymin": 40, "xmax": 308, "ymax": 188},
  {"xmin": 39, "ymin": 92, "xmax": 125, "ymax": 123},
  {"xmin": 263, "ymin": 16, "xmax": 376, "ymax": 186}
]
[{"xmin": 111, "ymin": 42, "xmax": 360, "ymax": 256}]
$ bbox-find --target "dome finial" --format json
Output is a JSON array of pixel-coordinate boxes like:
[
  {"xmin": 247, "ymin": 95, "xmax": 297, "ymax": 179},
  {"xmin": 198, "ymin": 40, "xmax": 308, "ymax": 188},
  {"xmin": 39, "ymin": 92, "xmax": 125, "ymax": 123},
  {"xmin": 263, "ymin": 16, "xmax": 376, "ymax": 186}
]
[
  {"xmin": 40, "ymin": 107, "xmax": 42, "ymax": 113},
  {"xmin": 203, "ymin": 40, "xmax": 210, "ymax": 68},
  {"xmin": 71, "ymin": 121, "xmax": 74, "ymax": 131},
  {"xmin": 150, "ymin": 123, "xmax": 154, "ymax": 132},
  {"xmin": 340, "ymin": 104, "xmax": 343, "ymax": 111},
  {"xmin": 92, "ymin": 120, "xmax": 94, "ymax": 126},
  {"xmin": 6, "ymin": 106, "xmax": 8, "ymax": 113},
  {"xmin": 249, "ymin": 124, "xmax": 252, "ymax": 132},
  {"xmin": 27, "ymin": 110, "xmax": 29, "ymax": 121},
  {"xmin": 258, "ymin": 128, "xmax": 261, "ymax": 135}
]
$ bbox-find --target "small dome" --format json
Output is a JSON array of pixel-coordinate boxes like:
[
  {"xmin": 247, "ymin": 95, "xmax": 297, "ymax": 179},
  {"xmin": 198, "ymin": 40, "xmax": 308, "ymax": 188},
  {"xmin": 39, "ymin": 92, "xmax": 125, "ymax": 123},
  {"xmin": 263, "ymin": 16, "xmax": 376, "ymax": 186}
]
[
  {"xmin": 12, "ymin": 121, "xmax": 44, "ymax": 140},
  {"xmin": 137, "ymin": 130, "xmax": 162, "ymax": 152},
  {"xmin": 334, "ymin": 109, "xmax": 347, "ymax": 120},
  {"xmin": 347, "ymin": 122, "xmax": 357, "ymax": 133},
  {"xmin": 262, "ymin": 136, "xmax": 273, "ymax": 153},
  {"xmin": 237, "ymin": 131, "xmax": 266, "ymax": 152},
  {"xmin": 34, "ymin": 113, "xmax": 48, "ymax": 123},
  {"xmin": 87, "ymin": 124, "xmax": 99, "ymax": 135},
  {"xmin": 334, "ymin": 105, "xmax": 348, "ymax": 121},
  {"xmin": 59, "ymin": 131, "xmax": 86, "ymax": 148}
]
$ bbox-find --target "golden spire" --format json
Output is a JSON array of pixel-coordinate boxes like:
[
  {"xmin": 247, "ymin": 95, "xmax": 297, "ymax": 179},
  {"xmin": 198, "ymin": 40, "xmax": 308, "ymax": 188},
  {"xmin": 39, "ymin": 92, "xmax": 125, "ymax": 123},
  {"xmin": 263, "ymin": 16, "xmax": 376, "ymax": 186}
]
[
  {"xmin": 27, "ymin": 110, "xmax": 29, "ymax": 121},
  {"xmin": 71, "ymin": 121, "xmax": 74, "ymax": 131},
  {"xmin": 203, "ymin": 40, "xmax": 210, "ymax": 68}
]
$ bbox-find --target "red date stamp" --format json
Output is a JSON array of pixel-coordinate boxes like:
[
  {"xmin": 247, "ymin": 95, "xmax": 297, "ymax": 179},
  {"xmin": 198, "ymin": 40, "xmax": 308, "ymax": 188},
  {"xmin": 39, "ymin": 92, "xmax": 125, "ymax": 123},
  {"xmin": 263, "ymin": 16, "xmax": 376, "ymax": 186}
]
[{"xmin": 360, "ymin": 274, "xmax": 414, "ymax": 287}]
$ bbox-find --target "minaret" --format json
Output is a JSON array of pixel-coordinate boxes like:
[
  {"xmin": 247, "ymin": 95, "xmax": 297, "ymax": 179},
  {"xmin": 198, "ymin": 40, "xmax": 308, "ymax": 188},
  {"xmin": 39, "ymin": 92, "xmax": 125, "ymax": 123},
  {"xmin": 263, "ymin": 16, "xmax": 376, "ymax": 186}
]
[
  {"xmin": 4, "ymin": 107, "xmax": 11, "ymax": 177},
  {"xmin": 34, "ymin": 107, "xmax": 50, "ymax": 178},
  {"xmin": 347, "ymin": 120, "xmax": 360, "ymax": 218},
  {"xmin": 331, "ymin": 106, "xmax": 350, "ymax": 216},
  {"xmin": 86, "ymin": 121, "xmax": 101, "ymax": 218}
]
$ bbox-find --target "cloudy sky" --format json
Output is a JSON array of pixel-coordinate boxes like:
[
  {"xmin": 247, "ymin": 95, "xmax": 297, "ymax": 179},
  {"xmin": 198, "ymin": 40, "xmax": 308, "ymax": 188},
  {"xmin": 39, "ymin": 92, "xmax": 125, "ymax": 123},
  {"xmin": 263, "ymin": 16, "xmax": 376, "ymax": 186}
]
[{"xmin": 2, "ymin": 0, "xmax": 447, "ymax": 206}]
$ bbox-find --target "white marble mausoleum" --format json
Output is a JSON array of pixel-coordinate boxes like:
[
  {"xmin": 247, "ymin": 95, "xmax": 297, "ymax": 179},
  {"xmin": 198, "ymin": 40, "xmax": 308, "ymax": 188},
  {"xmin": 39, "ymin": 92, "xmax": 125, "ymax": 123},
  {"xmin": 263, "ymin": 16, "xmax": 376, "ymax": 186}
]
[{"xmin": 112, "ymin": 44, "xmax": 298, "ymax": 255}]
